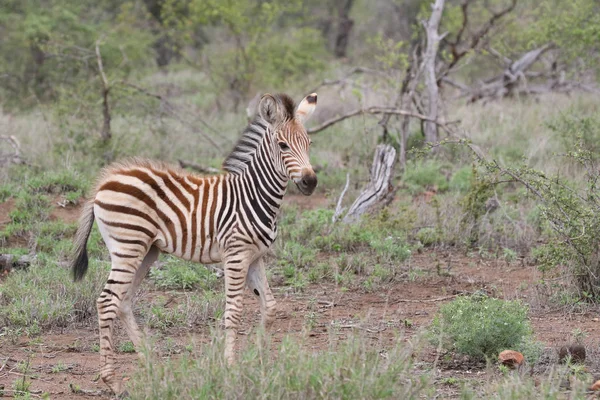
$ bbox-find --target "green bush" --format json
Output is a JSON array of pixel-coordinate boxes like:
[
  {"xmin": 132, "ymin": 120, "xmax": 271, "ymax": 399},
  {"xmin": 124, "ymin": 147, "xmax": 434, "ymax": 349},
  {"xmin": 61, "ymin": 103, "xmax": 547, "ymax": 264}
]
[
  {"xmin": 448, "ymin": 166, "xmax": 473, "ymax": 192},
  {"xmin": 430, "ymin": 295, "xmax": 538, "ymax": 362},
  {"xmin": 403, "ymin": 160, "xmax": 449, "ymax": 194}
]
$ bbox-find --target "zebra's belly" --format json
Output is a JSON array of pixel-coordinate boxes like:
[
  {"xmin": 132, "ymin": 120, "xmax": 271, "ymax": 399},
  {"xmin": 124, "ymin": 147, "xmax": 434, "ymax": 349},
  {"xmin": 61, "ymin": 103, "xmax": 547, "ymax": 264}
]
[{"xmin": 168, "ymin": 241, "xmax": 222, "ymax": 264}]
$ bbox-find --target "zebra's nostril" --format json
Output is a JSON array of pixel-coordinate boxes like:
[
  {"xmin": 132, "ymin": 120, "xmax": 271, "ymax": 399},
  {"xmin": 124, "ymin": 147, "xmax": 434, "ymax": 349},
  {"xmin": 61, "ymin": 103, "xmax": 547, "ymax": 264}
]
[{"xmin": 302, "ymin": 178, "xmax": 308, "ymax": 186}]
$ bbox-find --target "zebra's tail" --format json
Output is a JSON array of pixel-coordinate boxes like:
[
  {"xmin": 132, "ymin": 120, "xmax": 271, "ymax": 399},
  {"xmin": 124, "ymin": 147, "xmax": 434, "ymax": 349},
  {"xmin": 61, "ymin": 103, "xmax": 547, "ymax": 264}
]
[{"xmin": 72, "ymin": 201, "xmax": 95, "ymax": 282}]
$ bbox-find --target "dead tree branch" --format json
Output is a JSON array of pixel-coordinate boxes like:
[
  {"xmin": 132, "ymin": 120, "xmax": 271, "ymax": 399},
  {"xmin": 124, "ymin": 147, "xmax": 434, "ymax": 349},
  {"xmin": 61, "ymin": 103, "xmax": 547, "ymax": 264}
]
[
  {"xmin": 343, "ymin": 145, "xmax": 397, "ymax": 223},
  {"xmin": 307, "ymin": 107, "xmax": 458, "ymax": 135},
  {"xmin": 95, "ymin": 40, "xmax": 111, "ymax": 142},
  {"xmin": 332, "ymin": 173, "xmax": 350, "ymax": 223},
  {"xmin": 468, "ymin": 43, "xmax": 554, "ymax": 102},
  {"xmin": 441, "ymin": 0, "xmax": 518, "ymax": 80},
  {"xmin": 178, "ymin": 159, "xmax": 220, "ymax": 174},
  {"xmin": 422, "ymin": 0, "xmax": 446, "ymax": 145}
]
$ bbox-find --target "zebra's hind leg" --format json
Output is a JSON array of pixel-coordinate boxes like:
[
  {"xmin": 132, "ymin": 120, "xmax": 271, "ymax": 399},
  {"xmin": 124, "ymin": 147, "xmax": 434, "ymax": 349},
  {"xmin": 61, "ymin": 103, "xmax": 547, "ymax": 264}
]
[
  {"xmin": 247, "ymin": 256, "xmax": 277, "ymax": 328},
  {"xmin": 117, "ymin": 246, "xmax": 160, "ymax": 357},
  {"xmin": 96, "ymin": 269, "xmax": 130, "ymax": 395},
  {"xmin": 97, "ymin": 248, "xmax": 155, "ymax": 395}
]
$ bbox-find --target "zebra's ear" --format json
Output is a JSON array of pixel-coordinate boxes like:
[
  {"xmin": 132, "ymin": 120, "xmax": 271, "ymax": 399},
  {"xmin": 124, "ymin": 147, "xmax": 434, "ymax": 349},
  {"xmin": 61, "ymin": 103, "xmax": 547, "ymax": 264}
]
[
  {"xmin": 258, "ymin": 93, "xmax": 283, "ymax": 125},
  {"xmin": 295, "ymin": 93, "xmax": 317, "ymax": 124}
]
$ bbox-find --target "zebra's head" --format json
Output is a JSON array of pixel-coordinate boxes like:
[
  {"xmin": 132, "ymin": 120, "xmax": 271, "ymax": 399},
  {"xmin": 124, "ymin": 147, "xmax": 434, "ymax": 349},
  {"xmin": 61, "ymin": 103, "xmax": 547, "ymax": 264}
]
[{"xmin": 258, "ymin": 93, "xmax": 318, "ymax": 196}]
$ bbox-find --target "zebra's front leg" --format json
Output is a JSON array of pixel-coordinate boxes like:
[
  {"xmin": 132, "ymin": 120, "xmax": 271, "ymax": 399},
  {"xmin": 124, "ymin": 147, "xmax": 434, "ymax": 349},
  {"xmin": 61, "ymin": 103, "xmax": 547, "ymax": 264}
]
[
  {"xmin": 247, "ymin": 256, "xmax": 276, "ymax": 328},
  {"xmin": 223, "ymin": 252, "xmax": 253, "ymax": 364}
]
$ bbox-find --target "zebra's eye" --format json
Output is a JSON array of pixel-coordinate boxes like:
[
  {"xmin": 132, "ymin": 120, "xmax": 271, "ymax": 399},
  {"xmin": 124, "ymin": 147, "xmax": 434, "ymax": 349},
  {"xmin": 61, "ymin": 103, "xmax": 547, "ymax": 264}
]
[{"xmin": 278, "ymin": 142, "xmax": 290, "ymax": 151}]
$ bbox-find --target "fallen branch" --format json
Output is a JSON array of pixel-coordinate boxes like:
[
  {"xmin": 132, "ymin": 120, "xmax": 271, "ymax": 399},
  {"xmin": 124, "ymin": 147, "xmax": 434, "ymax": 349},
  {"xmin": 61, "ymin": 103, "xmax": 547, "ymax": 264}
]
[
  {"xmin": 307, "ymin": 107, "xmax": 458, "ymax": 135},
  {"xmin": 393, "ymin": 294, "xmax": 458, "ymax": 304},
  {"xmin": 178, "ymin": 159, "xmax": 220, "ymax": 174},
  {"xmin": 69, "ymin": 383, "xmax": 104, "ymax": 397}
]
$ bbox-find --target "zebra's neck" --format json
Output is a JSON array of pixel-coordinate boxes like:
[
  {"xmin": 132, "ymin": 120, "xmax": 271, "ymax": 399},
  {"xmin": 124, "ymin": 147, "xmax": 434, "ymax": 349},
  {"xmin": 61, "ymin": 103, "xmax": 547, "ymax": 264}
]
[{"xmin": 236, "ymin": 136, "xmax": 288, "ymax": 226}]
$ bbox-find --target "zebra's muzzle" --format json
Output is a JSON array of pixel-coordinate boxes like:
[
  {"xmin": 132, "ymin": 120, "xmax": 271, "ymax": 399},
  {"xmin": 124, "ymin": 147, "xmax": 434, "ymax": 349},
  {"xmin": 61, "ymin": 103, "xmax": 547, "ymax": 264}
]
[{"xmin": 296, "ymin": 170, "xmax": 317, "ymax": 196}]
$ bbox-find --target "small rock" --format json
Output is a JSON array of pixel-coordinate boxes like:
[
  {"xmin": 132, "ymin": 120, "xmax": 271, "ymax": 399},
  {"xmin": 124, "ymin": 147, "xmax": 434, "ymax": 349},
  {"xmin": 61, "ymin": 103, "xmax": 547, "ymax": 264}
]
[
  {"xmin": 590, "ymin": 380, "xmax": 600, "ymax": 391},
  {"xmin": 498, "ymin": 350, "xmax": 524, "ymax": 368},
  {"xmin": 558, "ymin": 345, "xmax": 586, "ymax": 363}
]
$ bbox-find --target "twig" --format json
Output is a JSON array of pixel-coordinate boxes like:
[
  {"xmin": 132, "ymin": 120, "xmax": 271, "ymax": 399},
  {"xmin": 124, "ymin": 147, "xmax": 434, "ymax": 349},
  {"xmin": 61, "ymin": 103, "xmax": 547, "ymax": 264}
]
[
  {"xmin": 307, "ymin": 107, "xmax": 458, "ymax": 135},
  {"xmin": 308, "ymin": 66, "xmax": 389, "ymax": 94},
  {"xmin": 0, "ymin": 389, "xmax": 42, "ymax": 398},
  {"xmin": 95, "ymin": 40, "xmax": 111, "ymax": 141},
  {"xmin": 69, "ymin": 383, "xmax": 104, "ymax": 396},
  {"xmin": 392, "ymin": 294, "xmax": 458, "ymax": 304},
  {"xmin": 332, "ymin": 173, "xmax": 350, "ymax": 223},
  {"xmin": 178, "ymin": 160, "xmax": 220, "ymax": 174},
  {"xmin": 119, "ymin": 81, "xmax": 223, "ymax": 152}
]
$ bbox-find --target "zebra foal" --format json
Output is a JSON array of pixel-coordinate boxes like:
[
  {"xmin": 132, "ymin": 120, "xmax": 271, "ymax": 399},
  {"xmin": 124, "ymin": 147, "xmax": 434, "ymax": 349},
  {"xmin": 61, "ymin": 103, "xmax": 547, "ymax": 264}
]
[{"xmin": 71, "ymin": 92, "xmax": 318, "ymax": 395}]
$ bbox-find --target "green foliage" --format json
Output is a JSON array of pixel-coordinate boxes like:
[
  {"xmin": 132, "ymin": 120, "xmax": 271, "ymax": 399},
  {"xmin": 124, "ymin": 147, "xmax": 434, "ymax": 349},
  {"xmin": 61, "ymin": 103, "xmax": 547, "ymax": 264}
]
[
  {"xmin": 0, "ymin": 259, "xmax": 110, "ymax": 329},
  {"xmin": 130, "ymin": 332, "xmax": 432, "ymax": 399},
  {"xmin": 430, "ymin": 295, "xmax": 538, "ymax": 362},
  {"xmin": 459, "ymin": 167, "xmax": 495, "ymax": 247},
  {"xmin": 480, "ymin": 112, "xmax": 600, "ymax": 300},
  {"xmin": 448, "ymin": 166, "xmax": 473, "ymax": 193},
  {"xmin": 118, "ymin": 341, "xmax": 136, "ymax": 353},
  {"xmin": 163, "ymin": 0, "xmax": 327, "ymax": 105},
  {"xmin": 0, "ymin": 168, "xmax": 88, "ymax": 249},
  {"xmin": 0, "ymin": 0, "xmax": 156, "ymax": 107},
  {"xmin": 402, "ymin": 160, "xmax": 449, "ymax": 194},
  {"xmin": 150, "ymin": 257, "xmax": 220, "ymax": 291}
]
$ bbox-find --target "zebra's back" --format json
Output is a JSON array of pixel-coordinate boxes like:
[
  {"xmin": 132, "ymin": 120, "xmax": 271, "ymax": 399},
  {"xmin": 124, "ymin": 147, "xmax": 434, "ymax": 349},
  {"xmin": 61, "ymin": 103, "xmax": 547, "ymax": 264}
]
[{"xmin": 93, "ymin": 158, "xmax": 224, "ymax": 264}]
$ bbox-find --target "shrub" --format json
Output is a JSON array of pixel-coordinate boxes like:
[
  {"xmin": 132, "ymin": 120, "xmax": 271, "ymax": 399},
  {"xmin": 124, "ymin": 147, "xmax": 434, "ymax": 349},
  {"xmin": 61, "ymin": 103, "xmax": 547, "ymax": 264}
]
[
  {"xmin": 448, "ymin": 166, "xmax": 473, "ymax": 192},
  {"xmin": 402, "ymin": 160, "xmax": 449, "ymax": 194},
  {"xmin": 477, "ymin": 112, "xmax": 600, "ymax": 300},
  {"xmin": 430, "ymin": 295, "xmax": 538, "ymax": 362}
]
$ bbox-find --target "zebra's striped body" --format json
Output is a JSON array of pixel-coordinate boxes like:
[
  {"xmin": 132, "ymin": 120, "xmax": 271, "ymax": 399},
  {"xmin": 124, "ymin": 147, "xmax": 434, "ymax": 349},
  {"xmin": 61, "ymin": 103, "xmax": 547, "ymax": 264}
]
[{"xmin": 72, "ymin": 93, "xmax": 318, "ymax": 395}]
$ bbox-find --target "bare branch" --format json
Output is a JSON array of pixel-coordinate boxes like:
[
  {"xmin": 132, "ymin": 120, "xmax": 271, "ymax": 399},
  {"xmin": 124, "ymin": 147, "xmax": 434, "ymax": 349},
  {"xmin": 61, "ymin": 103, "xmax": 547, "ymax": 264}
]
[
  {"xmin": 440, "ymin": 0, "xmax": 518, "ymax": 80},
  {"xmin": 308, "ymin": 66, "xmax": 389, "ymax": 94},
  {"xmin": 95, "ymin": 40, "xmax": 111, "ymax": 141},
  {"xmin": 307, "ymin": 106, "xmax": 458, "ymax": 135},
  {"xmin": 119, "ymin": 81, "xmax": 223, "ymax": 152},
  {"xmin": 332, "ymin": 173, "xmax": 350, "ymax": 223}
]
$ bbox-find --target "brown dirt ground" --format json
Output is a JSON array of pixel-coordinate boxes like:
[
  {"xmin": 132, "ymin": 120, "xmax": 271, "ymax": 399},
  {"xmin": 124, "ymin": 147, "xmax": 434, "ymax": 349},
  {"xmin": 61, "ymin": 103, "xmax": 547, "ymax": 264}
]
[{"xmin": 1, "ymin": 196, "xmax": 600, "ymax": 399}]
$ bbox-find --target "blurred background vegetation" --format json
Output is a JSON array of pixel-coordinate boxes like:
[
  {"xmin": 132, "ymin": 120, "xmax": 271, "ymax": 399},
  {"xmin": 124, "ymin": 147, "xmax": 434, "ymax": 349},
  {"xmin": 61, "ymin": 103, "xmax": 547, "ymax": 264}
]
[
  {"xmin": 1, "ymin": 0, "xmax": 599, "ymax": 298},
  {"xmin": 1, "ymin": 1, "xmax": 600, "ymax": 397}
]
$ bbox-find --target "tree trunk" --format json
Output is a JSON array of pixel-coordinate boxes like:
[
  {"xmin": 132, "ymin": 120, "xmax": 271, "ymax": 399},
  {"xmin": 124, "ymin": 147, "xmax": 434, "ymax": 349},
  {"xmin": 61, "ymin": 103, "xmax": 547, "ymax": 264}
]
[
  {"xmin": 343, "ymin": 144, "xmax": 397, "ymax": 223},
  {"xmin": 423, "ymin": 0, "xmax": 445, "ymax": 145},
  {"xmin": 334, "ymin": 0, "xmax": 354, "ymax": 58}
]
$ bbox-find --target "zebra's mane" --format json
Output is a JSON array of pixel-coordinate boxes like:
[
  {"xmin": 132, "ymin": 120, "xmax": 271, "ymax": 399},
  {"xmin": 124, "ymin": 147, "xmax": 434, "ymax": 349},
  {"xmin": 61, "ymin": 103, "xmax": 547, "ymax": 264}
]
[{"xmin": 223, "ymin": 94, "xmax": 296, "ymax": 175}]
